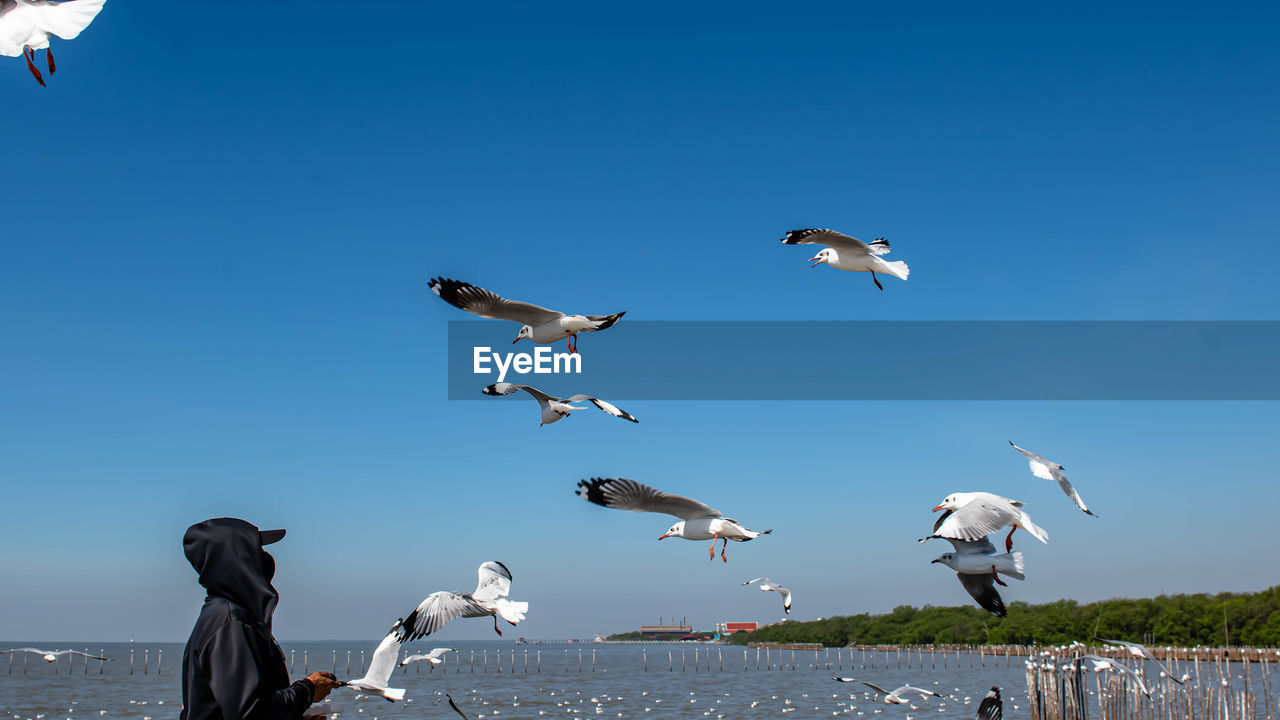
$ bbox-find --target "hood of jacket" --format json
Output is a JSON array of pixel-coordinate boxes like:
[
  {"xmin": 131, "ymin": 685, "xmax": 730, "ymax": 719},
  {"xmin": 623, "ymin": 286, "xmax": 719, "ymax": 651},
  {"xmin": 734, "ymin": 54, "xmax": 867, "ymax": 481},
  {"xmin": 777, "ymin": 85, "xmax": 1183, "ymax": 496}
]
[{"xmin": 183, "ymin": 518, "xmax": 280, "ymax": 627}]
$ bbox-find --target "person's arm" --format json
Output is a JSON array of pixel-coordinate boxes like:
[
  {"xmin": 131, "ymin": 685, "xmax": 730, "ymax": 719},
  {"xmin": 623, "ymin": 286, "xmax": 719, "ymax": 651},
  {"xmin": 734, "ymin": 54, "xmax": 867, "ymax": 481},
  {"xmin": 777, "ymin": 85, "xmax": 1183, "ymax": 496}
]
[{"xmin": 199, "ymin": 622, "xmax": 318, "ymax": 720}]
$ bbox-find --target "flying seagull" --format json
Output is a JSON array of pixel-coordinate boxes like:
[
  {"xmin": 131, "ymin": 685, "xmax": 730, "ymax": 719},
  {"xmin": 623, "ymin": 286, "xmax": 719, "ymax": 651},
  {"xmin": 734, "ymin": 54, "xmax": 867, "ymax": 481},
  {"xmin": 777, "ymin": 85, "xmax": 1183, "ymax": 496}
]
[
  {"xmin": 1094, "ymin": 637, "xmax": 1184, "ymax": 684},
  {"xmin": 0, "ymin": 0, "xmax": 105, "ymax": 86},
  {"xmin": 970, "ymin": 686, "xmax": 1002, "ymax": 720},
  {"xmin": 1079, "ymin": 654, "xmax": 1152, "ymax": 696},
  {"xmin": 1010, "ymin": 442, "xmax": 1098, "ymax": 516},
  {"xmin": 576, "ymin": 477, "xmax": 771, "ymax": 562},
  {"xmin": 922, "ymin": 491, "xmax": 1049, "ymax": 552},
  {"xmin": 340, "ymin": 621, "xmax": 405, "ymax": 702},
  {"xmin": 930, "ymin": 536, "xmax": 1024, "ymax": 617},
  {"xmin": 395, "ymin": 561, "xmax": 528, "ymax": 639},
  {"xmin": 831, "ymin": 679, "xmax": 943, "ymax": 705},
  {"xmin": 0, "ymin": 648, "xmax": 109, "ymax": 662},
  {"xmin": 429, "ymin": 277, "xmax": 624, "ymax": 354},
  {"xmin": 482, "ymin": 382, "xmax": 637, "ymax": 426},
  {"xmin": 780, "ymin": 228, "xmax": 910, "ymax": 290},
  {"xmin": 445, "ymin": 694, "xmax": 469, "ymax": 719},
  {"xmin": 400, "ymin": 647, "xmax": 456, "ymax": 667},
  {"xmin": 742, "ymin": 577, "xmax": 792, "ymax": 614}
]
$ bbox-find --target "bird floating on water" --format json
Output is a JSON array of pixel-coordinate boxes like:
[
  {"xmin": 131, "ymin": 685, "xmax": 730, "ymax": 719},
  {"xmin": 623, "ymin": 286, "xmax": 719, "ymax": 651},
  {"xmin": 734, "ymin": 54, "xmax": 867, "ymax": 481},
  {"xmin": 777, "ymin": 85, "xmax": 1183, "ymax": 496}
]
[
  {"xmin": 482, "ymin": 382, "xmax": 637, "ymax": 426},
  {"xmin": 1, "ymin": 0, "xmax": 105, "ymax": 86},
  {"xmin": 576, "ymin": 477, "xmax": 771, "ymax": 562},
  {"xmin": 429, "ymin": 277, "xmax": 624, "ymax": 354},
  {"xmin": 780, "ymin": 228, "xmax": 910, "ymax": 290}
]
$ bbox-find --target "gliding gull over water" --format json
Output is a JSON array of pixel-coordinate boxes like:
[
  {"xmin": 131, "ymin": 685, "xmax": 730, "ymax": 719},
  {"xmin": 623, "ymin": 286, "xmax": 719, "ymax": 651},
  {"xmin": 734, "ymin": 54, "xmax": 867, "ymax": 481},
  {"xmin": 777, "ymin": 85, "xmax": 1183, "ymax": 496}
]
[
  {"xmin": 395, "ymin": 561, "xmax": 528, "ymax": 638},
  {"xmin": 923, "ymin": 491, "xmax": 1049, "ymax": 552},
  {"xmin": 340, "ymin": 621, "xmax": 405, "ymax": 702},
  {"xmin": 1010, "ymin": 441, "xmax": 1098, "ymax": 516},
  {"xmin": 742, "ymin": 577, "xmax": 792, "ymax": 614},
  {"xmin": 482, "ymin": 382, "xmax": 637, "ymax": 426},
  {"xmin": 780, "ymin": 228, "xmax": 910, "ymax": 290},
  {"xmin": 429, "ymin": 277, "xmax": 624, "ymax": 354}
]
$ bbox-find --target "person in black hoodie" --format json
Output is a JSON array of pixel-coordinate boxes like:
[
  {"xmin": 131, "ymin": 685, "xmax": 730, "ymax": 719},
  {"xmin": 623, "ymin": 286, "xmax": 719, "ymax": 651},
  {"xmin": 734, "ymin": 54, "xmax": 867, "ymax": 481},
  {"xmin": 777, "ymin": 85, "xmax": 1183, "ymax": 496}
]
[{"xmin": 181, "ymin": 518, "xmax": 339, "ymax": 720}]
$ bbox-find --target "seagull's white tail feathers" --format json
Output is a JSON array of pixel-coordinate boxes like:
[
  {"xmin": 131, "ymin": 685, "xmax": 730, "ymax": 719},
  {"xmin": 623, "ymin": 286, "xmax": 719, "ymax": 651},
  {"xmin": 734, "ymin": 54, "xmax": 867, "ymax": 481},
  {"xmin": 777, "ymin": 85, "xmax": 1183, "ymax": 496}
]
[
  {"xmin": 495, "ymin": 599, "xmax": 528, "ymax": 625},
  {"xmin": 744, "ymin": 528, "xmax": 773, "ymax": 540},
  {"xmin": 1004, "ymin": 551, "xmax": 1026, "ymax": 581},
  {"xmin": 876, "ymin": 259, "xmax": 910, "ymax": 281},
  {"xmin": 381, "ymin": 688, "xmax": 406, "ymax": 702},
  {"xmin": 1019, "ymin": 514, "xmax": 1050, "ymax": 544}
]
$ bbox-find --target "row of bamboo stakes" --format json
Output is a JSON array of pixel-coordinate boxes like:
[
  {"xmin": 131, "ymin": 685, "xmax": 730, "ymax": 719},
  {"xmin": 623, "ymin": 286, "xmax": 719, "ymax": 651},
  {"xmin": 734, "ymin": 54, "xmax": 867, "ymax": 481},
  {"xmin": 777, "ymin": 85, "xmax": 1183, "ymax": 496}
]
[{"xmin": 1025, "ymin": 646, "xmax": 1277, "ymax": 720}]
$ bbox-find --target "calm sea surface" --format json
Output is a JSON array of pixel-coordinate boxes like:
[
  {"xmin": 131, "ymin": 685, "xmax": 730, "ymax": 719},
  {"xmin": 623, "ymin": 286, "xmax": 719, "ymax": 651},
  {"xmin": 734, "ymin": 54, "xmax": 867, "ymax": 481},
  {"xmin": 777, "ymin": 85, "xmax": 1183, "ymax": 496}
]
[{"xmin": 0, "ymin": 641, "xmax": 1272, "ymax": 719}]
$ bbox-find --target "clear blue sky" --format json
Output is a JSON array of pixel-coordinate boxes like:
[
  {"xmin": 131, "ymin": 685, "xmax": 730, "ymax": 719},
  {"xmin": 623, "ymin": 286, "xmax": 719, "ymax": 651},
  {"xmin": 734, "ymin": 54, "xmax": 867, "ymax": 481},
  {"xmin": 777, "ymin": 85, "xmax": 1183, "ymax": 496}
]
[{"xmin": 3, "ymin": 2, "xmax": 1279, "ymax": 642}]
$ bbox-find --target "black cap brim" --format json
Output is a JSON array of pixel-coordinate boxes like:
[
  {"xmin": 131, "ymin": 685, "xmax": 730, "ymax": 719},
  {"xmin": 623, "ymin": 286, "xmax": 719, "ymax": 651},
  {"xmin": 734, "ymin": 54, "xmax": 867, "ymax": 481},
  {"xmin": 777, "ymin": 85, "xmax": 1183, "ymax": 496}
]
[{"xmin": 259, "ymin": 529, "xmax": 286, "ymax": 545}]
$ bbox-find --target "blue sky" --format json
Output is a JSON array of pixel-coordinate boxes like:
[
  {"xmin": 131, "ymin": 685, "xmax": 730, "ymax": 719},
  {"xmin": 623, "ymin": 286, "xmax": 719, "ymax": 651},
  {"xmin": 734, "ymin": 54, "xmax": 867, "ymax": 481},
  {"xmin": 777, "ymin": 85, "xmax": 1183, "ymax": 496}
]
[{"xmin": 2, "ymin": 3, "xmax": 1279, "ymax": 642}]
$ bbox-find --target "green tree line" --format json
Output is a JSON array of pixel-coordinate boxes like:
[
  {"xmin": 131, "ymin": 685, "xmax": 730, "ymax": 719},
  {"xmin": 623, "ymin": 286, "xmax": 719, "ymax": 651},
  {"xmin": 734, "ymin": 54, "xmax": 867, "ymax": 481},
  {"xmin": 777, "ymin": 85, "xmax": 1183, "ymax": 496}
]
[{"xmin": 723, "ymin": 586, "xmax": 1280, "ymax": 647}]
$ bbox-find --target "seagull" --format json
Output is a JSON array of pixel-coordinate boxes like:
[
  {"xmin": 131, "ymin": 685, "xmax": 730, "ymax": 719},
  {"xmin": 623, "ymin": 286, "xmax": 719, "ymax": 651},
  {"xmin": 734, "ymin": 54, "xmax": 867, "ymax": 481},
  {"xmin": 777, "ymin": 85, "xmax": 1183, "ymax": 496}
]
[
  {"xmin": 1, "ymin": 0, "xmax": 105, "ymax": 87},
  {"xmin": 1079, "ymin": 654, "xmax": 1152, "ymax": 696},
  {"xmin": 831, "ymin": 679, "xmax": 942, "ymax": 705},
  {"xmin": 395, "ymin": 561, "xmax": 528, "ymax": 639},
  {"xmin": 0, "ymin": 648, "xmax": 109, "ymax": 662},
  {"xmin": 929, "ymin": 536, "xmax": 1023, "ymax": 616},
  {"xmin": 445, "ymin": 694, "xmax": 469, "ymax": 719},
  {"xmin": 576, "ymin": 477, "xmax": 771, "ymax": 562},
  {"xmin": 780, "ymin": 228, "xmax": 910, "ymax": 290},
  {"xmin": 922, "ymin": 491, "xmax": 1049, "ymax": 552},
  {"xmin": 970, "ymin": 686, "xmax": 1002, "ymax": 720},
  {"xmin": 742, "ymin": 578, "xmax": 792, "ymax": 614},
  {"xmin": 1093, "ymin": 637, "xmax": 1183, "ymax": 684},
  {"xmin": 1009, "ymin": 442, "xmax": 1098, "ymax": 516},
  {"xmin": 429, "ymin": 277, "xmax": 625, "ymax": 354},
  {"xmin": 340, "ymin": 621, "xmax": 405, "ymax": 702},
  {"xmin": 399, "ymin": 647, "xmax": 456, "ymax": 667},
  {"xmin": 482, "ymin": 383, "xmax": 637, "ymax": 426}
]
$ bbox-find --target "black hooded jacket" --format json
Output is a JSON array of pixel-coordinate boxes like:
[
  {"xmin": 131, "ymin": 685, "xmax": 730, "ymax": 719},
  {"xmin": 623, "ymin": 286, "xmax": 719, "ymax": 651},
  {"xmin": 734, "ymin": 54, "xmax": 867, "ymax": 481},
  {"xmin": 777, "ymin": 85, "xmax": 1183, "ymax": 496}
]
[{"xmin": 180, "ymin": 518, "xmax": 314, "ymax": 720}]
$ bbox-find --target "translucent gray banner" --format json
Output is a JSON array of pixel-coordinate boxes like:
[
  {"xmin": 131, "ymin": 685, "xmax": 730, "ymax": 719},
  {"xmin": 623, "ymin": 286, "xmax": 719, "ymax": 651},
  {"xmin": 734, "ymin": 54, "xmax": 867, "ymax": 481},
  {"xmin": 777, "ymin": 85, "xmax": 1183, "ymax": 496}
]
[{"xmin": 446, "ymin": 321, "xmax": 1280, "ymax": 400}]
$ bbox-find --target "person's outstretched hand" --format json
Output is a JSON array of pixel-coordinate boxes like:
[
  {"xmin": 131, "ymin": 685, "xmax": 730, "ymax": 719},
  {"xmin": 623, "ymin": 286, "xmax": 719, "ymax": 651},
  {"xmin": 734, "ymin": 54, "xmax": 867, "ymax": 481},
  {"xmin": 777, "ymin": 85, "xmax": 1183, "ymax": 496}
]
[{"xmin": 306, "ymin": 672, "xmax": 340, "ymax": 702}]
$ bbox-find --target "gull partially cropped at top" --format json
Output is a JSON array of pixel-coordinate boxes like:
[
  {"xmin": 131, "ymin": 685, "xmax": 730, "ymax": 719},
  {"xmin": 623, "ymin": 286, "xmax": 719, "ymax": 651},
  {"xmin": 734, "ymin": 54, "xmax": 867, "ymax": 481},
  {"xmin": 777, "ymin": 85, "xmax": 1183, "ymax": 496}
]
[
  {"xmin": 929, "ymin": 535, "xmax": 1024, "ymax": 617},
  {"xmin": 0, "ymin": 0, "xmax": 105, "ymax": 86},
  {"xmin": 922, "ymin": 491, "xmax": 1049, "ymax": 552},
  {"xmin": 742, "ymin": 577, "xmax": 792, "ymax": 614},
  {"xmin": 481, "ymin": 382, "xmax": 637, "ymax": 426},
  {"xmin": 1010, "ymin": 442, "xmax": 1098, "ymax": 516},
  {"xmin": 0, "ymin": 648, "xmax": 109, "ymax": 662},
  {"xmin": 400, "ymin": 648, "xmax": 456, "ymax": 666},
  {"xmin": 394, "ymin": 561, "xmax": 528, "ymax": 639},
  {"xmin": 831, "ymin": 679, "xmax": 943, "ymax": 705},
  {"xmin": 1094, "ymin": 637, "xmax": 1185, "ymax": 684},
  {"xmin": 340, "ymin": 621, "xmax": 405, "ymax": 702},
  {"xmin": 969, "ymin": 686, "xmax": 1003, "ymax": 720},
  {"xmin": 780, "ymin": 228, "xmax": 910, "ymax": 290},
  {"xmin": 576, "ymin": 477, "xmax": 771, "ymax": 562},
  {"xmin": 429, "ymin": 277, "xmax": 624, "ymax": 354}
]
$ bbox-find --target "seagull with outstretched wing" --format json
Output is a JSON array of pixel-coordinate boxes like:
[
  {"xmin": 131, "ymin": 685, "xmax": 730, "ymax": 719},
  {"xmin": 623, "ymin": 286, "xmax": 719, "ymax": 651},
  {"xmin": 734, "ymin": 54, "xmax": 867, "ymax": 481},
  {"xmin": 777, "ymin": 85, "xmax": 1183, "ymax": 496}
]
[
  {"xmin": 742, "ymin": 577, "xmax": 792, "ymax": 614},
  {"xmin": 395, "ymin": 561, "xmax": 528, "ymax": 639},
  {"xmin": 781, "ymin": 228, "xmax": 910, "ymax": 290},
  {"xmin": 430, "ymin": 277, "xmax": 624, "ymax": 354},
  {"xmin": 1010, "ymin": 442, "xmax": 1098, "ymax": 516},
  {"xmin": 482, "ymin": 383, "xmax": 637, "ymax": 426}
]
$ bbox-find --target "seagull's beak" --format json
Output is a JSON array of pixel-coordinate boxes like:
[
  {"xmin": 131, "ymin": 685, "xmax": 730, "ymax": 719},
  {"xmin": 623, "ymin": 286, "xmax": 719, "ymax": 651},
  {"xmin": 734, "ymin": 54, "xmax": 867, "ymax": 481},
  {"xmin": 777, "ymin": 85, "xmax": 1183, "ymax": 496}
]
[
  {"xmin": 512, "ymin": 336, "xmax": 521, "ymax": 344},
  {"xmin": 809, "ymin": 256, "xmax": 823, "ymax": 268},
  {"xmin": 658, "ymin": 533, "xmax": 671, "ymax": 540},
  {"xmin": 930, "ymin": 558, "xmax": 941, "ymax": 563},
  {"xmin": 932, "ymin": 504, "xmax": 945, "ymax": 512}
]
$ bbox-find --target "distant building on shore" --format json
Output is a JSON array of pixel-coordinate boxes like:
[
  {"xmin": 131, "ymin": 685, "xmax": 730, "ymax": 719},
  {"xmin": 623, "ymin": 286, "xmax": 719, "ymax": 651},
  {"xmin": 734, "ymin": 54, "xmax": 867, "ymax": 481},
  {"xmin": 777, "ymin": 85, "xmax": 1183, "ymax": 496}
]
[{"xmin": 716, "ymin": 621, "xmax": 758, "ymax": 634}]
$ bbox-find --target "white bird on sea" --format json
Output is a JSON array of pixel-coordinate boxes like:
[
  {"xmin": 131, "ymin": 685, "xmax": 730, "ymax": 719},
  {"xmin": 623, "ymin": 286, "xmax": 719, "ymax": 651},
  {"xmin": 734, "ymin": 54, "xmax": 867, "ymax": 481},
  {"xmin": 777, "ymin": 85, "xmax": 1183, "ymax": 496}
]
[
  {"xmin": 0, "ymin": 0, "xmax": 104, "ymax": 86},
  {"xmin": 340, "ymin": 621, "xmax": 405, "ymax": 702},
  {"xmin": 400, "ymin": 648, "xmax": 455, "ymax": 667},
  {"xmin": 780, "ymin": 228, "xmax": 910, "ymax": 290},
  {"xmin": 1009, "ymin": 442, "xmax": 1098, "ymax": 517},
  {"xmin": 576, "ymin": 477, "xmax": 771, "ymax": 562},
  {"xmin": 922, "ymin": 491, "xmax": 1049, "ymax": 552},
  {"xmin": 831, "ymin": 680, "xmax": 942, "ymax": 705},
  {"xmin": 429, "ymin": 277, "xmax": 625, "ymax": 354},
  {"xmin": 395, "ymin": 561, "xmax": 528, "ymax": 638},
  {"xmin": 0, "ymin": 648, "xmax": 109, "ymax": 662},
  {"xmin": 1093, "ymin": 637, "xmax": 1184, "ymax": 684},
  {"xmin": 1079, "ymin": 655, "xmax": 1152, "ymax": 696},
  {"xmin": 929, "ymin": 536, "xmax": 1025, "ymax": 618},
  {"xmin": 742, "ymin": 578, "xmax": 792, "ymax": 614},
  {"xmin": 481, "ymin": 382, "xmax": 637, "ymax": 426}
]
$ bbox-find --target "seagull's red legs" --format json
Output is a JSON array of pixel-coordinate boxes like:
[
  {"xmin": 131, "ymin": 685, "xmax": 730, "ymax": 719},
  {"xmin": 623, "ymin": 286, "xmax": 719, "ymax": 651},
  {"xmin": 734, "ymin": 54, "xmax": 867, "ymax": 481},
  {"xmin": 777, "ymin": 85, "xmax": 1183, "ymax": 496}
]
[
  {"xmin": 708, "ymin": 533, "xmax": 718, "ymax": 561},
  {"xmin": 1005, "ymin": 527, "xmax": 1016, "ymax": 552},
  {"xmin": 992, "ymin": 566, "xmax": 1007, "ymax": 587},
  {"xmin": 871, "ymin": 271, "xmax": 884, "ymax": 291},
  {"xmin": 568, "ymin": 334, "xmax": 579, "ymax": 354},
  {"xmin": 492, "ymin": 616, "xmax": 503, "ymax": 636},
  {"xmin": 46, "ymin": 46, "xmax": 55, "ymax": 74},
  {"xmin": 719, "ymin": 537, "xmax": 728, "ymax": 563},
  {"xmin": 24, "ymin": 49, "xmax": 46, "ymax": 87}
]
